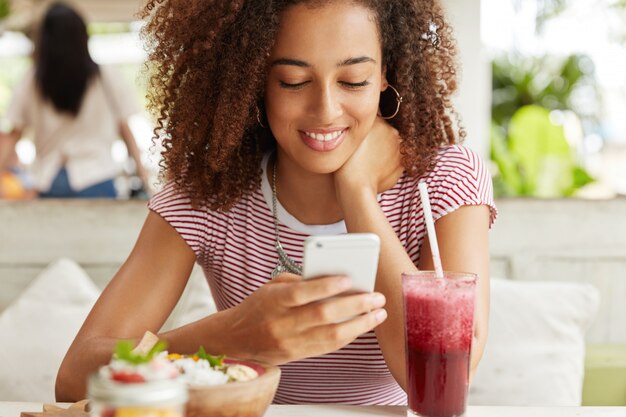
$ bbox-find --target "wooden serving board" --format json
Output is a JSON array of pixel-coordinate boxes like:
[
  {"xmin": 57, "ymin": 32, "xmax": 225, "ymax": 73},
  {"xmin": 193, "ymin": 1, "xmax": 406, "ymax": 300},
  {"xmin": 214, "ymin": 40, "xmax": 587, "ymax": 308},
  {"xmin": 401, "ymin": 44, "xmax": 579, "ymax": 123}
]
[{"xmin": 21, "ymin": 400, "xmax": 90, "ymax": 417}]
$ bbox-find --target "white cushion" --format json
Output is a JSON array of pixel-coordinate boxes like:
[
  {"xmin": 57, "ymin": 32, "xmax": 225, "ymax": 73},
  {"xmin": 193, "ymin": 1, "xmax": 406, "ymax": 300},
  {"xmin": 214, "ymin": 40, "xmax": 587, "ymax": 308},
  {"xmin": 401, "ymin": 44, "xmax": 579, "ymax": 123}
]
[
  {"xmin": 0, "ymin": 260, "xmax": 214, "ymax": 402},
  {"xmin": 0, "ymin": 259, "xmax": 100, "ymax": 402},
  {"xmin": 469, "ymin": 278, "xmax": 600, "ymax": 406}
]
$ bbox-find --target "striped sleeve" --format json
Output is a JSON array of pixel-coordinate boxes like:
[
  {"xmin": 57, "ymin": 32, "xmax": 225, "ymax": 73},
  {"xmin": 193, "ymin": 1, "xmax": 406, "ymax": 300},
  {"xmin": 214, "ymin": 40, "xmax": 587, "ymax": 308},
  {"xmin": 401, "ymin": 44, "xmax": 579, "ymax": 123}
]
[
  {"xmin": 427, "ymin": 146, "xmax": 498, "ymax": 227},
  {"xmin": 147, "ymin": 182, "xmax": 212, "ymax": 261}
]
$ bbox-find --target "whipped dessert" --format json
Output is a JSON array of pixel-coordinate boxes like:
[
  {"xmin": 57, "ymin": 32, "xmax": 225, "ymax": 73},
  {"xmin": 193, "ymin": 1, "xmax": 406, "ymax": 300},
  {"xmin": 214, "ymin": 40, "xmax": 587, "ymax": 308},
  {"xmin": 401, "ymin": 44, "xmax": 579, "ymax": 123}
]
[{"xmin": 100, "ymin": 338, "xmax": 258, "ymax": 386}]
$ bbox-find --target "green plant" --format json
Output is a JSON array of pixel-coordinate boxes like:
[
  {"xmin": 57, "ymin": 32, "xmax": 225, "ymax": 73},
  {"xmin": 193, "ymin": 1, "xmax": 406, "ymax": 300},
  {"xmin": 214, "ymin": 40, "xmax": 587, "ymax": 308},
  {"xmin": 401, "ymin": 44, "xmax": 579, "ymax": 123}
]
[
  {"xmin": 491, "ymin": 105, "xmax": 594, "ymax": 197},
  {"xmin": 490, "ymin": 53, "xmax": 597, "ymax": 197},
  {"xmin": 535, "ymin": 0, "xmax": 569, "ymax": 30},
  {"xmin": 0, "ymin": 0, "xmax": 10, "ymax": 20},
  {"xmin": 492, "ymin": 53, "xmax": 598, "ymax": 128}
]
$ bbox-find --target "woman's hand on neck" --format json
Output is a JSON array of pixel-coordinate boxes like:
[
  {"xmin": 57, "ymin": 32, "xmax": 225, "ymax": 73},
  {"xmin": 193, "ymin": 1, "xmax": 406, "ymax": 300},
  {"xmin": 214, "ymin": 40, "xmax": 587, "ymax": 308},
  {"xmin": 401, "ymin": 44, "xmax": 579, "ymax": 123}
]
[
  {"xmin": 334, "ymin": 116, "xmax": 403, "ymax": 204},
  {"xmin": 271, "ymin": 117, "xmax": 402, "ymax": 225}
]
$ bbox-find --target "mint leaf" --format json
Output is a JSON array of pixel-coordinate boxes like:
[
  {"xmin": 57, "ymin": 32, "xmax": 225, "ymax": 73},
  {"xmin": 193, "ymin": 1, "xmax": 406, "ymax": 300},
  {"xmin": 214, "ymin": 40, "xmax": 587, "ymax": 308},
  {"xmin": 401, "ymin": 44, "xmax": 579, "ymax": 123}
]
[
  {"xmin": 194, "ymin": 346, "xmax": 225, "ymax": 367},
  {"xmin": 208, "ymin": 354, "xmax": 225, "ymax": 367},
  {"xmin": 114, "ymin": 341, "xmax": 136, "ymax": 362},
  {"xmin": 147, "ymin": 340, "xmax": 168, "ymax": 361},
  {"xmin": 197, "ymin": 346, "xmax": 207, "ymax": 359},
  {"xmin": 113, "ymin": 339, "xmax": 168, "ymax": 365}
]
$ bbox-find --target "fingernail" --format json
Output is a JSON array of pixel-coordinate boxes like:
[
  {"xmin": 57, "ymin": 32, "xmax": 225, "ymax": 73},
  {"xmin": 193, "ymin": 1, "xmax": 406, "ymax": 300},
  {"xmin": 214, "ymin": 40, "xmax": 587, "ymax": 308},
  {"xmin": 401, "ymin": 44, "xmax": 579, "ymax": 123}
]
[
  {"xmin": 375, "ymin": 309, "xmax": 388, "ymax": 323},
  {"xmin": 370, "ymin": 293, "xmax": 386, "ymax": 307}
]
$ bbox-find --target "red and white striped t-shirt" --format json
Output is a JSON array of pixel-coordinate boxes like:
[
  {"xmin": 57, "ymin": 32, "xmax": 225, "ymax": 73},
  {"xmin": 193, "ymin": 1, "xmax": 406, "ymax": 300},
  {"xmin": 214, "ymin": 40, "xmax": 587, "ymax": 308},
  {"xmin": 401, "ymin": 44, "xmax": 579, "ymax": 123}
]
[{"xmin": 148, "ymin": 145, "xmax": 497, "ymax": 405}]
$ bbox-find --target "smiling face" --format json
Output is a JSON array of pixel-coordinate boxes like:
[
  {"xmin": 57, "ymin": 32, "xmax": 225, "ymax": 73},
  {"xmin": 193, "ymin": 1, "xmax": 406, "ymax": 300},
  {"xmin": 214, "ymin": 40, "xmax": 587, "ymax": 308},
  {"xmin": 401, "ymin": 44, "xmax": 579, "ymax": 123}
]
[{"xmin": 265, "ymin": 1, "xmax": 387, "ymax": 175}]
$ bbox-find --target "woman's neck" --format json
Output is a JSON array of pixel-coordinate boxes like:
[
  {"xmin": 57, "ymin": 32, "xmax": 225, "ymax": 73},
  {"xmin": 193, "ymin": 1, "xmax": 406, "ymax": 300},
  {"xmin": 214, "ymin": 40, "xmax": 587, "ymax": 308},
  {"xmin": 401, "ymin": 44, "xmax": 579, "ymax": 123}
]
[{"xmin": 269, "ymin": 153, "xmax": 344, "ymax": 226}]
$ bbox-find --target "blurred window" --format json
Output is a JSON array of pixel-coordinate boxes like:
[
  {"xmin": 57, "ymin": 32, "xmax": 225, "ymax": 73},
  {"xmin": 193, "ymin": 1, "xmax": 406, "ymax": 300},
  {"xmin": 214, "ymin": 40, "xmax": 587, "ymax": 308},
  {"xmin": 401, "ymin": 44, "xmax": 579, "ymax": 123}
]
[{"xmin": 482, "ymin": 0, "xmax": 626, "ymax": 198}]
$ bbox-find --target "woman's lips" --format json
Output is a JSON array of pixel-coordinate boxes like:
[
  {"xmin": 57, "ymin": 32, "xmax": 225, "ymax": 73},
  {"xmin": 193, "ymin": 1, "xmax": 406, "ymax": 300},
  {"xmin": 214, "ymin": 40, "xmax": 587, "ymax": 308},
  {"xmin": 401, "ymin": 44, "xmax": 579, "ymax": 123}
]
[{"xmin": 299, "ymin": 128, "xmax": 348, "ymax": 152}]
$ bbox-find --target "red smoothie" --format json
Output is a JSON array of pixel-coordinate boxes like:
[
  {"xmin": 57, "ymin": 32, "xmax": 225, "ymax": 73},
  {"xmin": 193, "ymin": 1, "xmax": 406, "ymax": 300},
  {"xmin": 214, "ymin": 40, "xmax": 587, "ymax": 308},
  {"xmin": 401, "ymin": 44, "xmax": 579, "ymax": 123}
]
[{"xmin": 402, "ymin": 272, "xmax": 476, "ymax": 417}]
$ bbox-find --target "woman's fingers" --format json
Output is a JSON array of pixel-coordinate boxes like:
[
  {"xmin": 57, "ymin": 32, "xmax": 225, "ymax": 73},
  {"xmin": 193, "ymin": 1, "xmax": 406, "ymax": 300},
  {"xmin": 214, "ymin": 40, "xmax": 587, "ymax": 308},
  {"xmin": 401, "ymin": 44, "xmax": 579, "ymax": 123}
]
[
  {"xmin": 271, "ymin": 272, "xmax": 302, "ymax": 284},
  {"xmin": 274, "ymin": 275, "xmax": 353, "ymax": 307},
  {"xmin": 302, "ymin": 308, "xmax": 388, "ymax": 354},
  {"xmin": 290, "ymin": 292, "xmax": 386, "ymax": 330},
  {"xmin": 230, "ymin": 276, "xmax": 388, "ymax": 364}
]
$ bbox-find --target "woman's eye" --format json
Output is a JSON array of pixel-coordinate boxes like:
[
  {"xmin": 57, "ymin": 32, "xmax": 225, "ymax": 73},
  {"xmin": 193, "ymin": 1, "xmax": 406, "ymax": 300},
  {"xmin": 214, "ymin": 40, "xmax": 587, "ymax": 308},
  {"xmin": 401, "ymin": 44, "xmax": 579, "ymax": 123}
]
[
  {"xmin": 279, "ymin": 81, "xmax": 309, "ymax": 90},
  {"xmin": 278, "ymin": 80, "xmax": 370, "ymax": 90},
  {"xmin": 340, "ymin": 80, "xmax": 370, "ymax": 89}
]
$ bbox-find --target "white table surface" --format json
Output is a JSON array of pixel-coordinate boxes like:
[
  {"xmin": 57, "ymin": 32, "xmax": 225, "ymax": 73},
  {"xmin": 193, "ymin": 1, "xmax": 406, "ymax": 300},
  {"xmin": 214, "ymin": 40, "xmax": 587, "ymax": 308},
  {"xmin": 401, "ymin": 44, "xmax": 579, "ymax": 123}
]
[{"xmin": 2, "ymin": 402, "xmax": 626, "ymax": 417}]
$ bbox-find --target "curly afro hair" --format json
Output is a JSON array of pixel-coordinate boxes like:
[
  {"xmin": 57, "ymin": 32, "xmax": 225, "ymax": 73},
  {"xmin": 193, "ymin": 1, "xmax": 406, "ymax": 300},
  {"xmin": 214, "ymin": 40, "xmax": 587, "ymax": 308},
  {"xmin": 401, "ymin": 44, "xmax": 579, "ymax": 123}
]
[{"xmin": 140, "ymin": 0, "xmax": 463, "ymax": 209}]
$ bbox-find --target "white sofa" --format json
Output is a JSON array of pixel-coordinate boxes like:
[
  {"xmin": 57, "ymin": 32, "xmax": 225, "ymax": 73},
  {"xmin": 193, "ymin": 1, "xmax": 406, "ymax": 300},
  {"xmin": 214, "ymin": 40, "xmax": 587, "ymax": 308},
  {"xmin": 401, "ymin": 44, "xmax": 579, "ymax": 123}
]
[{"xmin": 1, "ymin": 198, "xmax": 624, "ymax": 404}]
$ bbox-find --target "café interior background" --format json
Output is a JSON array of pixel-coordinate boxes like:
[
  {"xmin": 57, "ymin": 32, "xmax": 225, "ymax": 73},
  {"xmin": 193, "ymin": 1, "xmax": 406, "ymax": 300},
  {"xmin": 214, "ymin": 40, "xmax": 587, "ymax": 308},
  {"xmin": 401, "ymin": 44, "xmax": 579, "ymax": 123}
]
[{"xmin": 1, "ymin": 0, "xmax": 625, "ymax": 199}]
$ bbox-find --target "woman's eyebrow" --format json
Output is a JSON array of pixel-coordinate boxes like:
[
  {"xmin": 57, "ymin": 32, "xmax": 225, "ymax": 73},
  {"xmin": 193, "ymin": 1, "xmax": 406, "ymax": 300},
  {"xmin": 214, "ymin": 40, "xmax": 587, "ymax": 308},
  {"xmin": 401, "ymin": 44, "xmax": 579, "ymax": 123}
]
[
  {"xmin": 271, "ymin": 58, "xmax": 310, "ymax": 68},
  {"xmin": 270, "ymin": 56, "xmax": 376, "ymax": 68},
  {"xmin": 337, "ymin": 56, "xmax": 376, "ymax": 66}
]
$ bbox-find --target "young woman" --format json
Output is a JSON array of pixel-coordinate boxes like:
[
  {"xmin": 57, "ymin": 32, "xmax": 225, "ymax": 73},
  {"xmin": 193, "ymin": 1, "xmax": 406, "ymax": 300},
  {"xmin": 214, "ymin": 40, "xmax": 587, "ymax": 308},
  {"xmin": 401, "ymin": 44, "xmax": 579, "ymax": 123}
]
[
  {"xmin": 0, "ymin": 3, "xmax": 150, "ymax": 198},
  {"xmin": 57, "ymin": 0, "xmax": 497, "ymax": 404}
]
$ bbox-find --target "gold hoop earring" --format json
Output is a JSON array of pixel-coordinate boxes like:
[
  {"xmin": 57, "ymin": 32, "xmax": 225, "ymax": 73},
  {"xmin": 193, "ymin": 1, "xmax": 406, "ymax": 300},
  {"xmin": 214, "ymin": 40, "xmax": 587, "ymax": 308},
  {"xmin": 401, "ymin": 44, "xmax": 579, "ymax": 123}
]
[
  {"xmin": 256, "ymin": 104, "xmax": 267, "ymax": 128},
  {"xmin": 380, "ymin": 84, "xmax": 403, "ymax": 120}
]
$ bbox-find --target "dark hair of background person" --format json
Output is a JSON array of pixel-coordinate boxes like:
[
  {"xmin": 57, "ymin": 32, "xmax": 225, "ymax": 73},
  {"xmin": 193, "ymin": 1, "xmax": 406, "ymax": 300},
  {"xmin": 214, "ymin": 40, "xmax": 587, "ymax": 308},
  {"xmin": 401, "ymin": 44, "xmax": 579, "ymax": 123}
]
[
  {"xmin": 140, "ymin": 0, "xmax": 463, "ymax": 210},
  {"xmin": 35, "ymin": 3, "xmax": 99, "ymax": 116}
]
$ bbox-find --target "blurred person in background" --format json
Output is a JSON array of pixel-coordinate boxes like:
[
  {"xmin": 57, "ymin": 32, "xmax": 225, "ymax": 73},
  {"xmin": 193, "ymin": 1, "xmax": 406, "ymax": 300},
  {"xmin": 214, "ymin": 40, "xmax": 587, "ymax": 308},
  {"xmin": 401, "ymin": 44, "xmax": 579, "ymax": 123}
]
[{"xmin": 0, "ymin": 2, "xmax": 151, "ymax": 199}]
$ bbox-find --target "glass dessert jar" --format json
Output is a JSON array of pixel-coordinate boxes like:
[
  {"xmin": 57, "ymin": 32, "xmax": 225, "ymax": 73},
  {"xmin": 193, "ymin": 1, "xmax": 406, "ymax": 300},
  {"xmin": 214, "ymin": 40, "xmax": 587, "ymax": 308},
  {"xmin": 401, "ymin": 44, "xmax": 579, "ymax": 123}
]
[{"xmin": 88, "ymin": 374, "xmax": 188, "ymax": 417}]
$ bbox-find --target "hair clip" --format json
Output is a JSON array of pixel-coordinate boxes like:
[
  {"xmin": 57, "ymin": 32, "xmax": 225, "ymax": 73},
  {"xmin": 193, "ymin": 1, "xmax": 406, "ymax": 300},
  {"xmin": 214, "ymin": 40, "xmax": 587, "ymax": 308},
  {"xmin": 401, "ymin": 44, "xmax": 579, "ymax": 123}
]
[{"xmin": 421, "ymin": 21, "xmax": 440, "ymax": 48}]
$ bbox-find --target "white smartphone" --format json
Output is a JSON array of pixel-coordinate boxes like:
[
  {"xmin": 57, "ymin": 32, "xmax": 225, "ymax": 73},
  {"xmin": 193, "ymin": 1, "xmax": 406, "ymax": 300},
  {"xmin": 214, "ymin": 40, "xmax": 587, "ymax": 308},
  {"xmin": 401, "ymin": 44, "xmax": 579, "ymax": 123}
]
[{"xmin": 302, "ymin": 233, "xmax": 381, "ymax": 293}]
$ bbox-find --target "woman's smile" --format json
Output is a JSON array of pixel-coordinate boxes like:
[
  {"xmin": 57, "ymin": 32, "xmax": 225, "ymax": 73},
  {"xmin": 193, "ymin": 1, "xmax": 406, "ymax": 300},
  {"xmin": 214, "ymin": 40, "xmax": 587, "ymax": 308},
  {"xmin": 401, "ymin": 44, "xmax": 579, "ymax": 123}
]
[{"xmin": 299, "ymin": 128, "xmax": 349, "ymax": 152}]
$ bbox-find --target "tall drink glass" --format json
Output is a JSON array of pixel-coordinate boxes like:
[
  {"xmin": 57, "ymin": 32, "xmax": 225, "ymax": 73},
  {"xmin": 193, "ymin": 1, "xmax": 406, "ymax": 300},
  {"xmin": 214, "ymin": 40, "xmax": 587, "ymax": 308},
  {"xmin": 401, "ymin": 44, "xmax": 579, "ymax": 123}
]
[{"xmin": 402, "ymin": 271, "xmax": 477, "ymax": 417}]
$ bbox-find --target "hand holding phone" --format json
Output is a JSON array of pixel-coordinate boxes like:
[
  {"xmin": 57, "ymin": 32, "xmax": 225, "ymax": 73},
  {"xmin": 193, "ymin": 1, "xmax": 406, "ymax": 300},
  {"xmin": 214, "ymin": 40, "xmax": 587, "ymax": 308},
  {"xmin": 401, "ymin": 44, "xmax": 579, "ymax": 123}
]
[{"xmin": 302, "ymin": 233, "xmax": 380, "ymax": 293}]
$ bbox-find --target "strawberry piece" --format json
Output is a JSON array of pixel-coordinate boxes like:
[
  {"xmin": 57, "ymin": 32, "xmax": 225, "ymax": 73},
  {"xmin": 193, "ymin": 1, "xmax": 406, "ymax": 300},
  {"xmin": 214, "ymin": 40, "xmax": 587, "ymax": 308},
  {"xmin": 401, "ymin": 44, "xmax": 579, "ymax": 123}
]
[
  {"xmin": 110, "ymin": 371, "xmax": 145, "ymax": 383},
  {"xmin": 101, "ymin": 408, "xmax": 116, "ymax": 417}
]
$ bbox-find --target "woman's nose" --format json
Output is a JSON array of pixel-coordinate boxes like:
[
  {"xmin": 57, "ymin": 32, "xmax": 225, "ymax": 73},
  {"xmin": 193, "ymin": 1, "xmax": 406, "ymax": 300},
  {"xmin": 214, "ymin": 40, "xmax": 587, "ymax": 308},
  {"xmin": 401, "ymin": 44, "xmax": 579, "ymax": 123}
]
[{"xmin": 310, "ymin": 85, "xmax": 342, "ymax": 122}]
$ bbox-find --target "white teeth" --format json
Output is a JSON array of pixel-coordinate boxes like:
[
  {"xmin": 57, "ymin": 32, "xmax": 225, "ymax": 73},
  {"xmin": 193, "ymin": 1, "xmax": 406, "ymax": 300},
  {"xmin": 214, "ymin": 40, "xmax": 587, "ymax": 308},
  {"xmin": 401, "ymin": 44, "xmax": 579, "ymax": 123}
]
[{"xmin": 304, "ymin": 129, "xmax": 344, "ymax": 142}]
